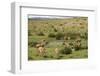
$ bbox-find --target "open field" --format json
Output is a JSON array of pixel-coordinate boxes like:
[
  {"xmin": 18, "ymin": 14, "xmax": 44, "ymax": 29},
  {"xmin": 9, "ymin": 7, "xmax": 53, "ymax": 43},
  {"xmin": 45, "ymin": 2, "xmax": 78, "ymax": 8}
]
[{"xmin": 28, "ymin": 16, "xmax": 88, "ymax": 60}]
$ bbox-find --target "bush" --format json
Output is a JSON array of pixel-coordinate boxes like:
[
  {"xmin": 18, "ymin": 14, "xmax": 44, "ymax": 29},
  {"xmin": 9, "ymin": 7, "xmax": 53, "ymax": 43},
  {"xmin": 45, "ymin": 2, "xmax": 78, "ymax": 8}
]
[
  {"xmin": 73, "ymin": 39, "xmax": 88, "ymax": 50},
  {"xmin": 74, "ymin": 42, "xmax": 81, "ymax": 51},
  {"xmin": 74, "ymin": 45, "xmax": 80, "ymax": 50},
  {"xmin": 54, "ymin": 28, "xmax": 58, "ymax": 32},
  {"xmin": 80, "ymin": 33, "xmax": 87, "ymax": 39},
  {"xmin": 37, "ymin": 31, "xmax": 45, "ymax": 36},
  {"xmin": 56, "ymin": 32, "xmax": 64, "ymax": 40},
  {"xmin": 48, "ymin": 33, "xmax": 56, "ymax": 38},
  {"xmin": 60, "ymin": 46, "xmax": 72, "ymax": 54},
  {"xmin": 28, "ymin": 41, "xmax": 38, "ymax": 47},
  {"xmin": 28, "ymin": 56, "xmax": 34, "ymax": 60}
]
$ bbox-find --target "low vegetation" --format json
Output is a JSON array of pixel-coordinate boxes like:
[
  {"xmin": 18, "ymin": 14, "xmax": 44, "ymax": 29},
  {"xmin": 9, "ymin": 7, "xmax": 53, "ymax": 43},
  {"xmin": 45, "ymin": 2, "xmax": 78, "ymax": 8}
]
[{"xmin": 28, "ymin": 17, "xmax": 88, "ymax": 60}]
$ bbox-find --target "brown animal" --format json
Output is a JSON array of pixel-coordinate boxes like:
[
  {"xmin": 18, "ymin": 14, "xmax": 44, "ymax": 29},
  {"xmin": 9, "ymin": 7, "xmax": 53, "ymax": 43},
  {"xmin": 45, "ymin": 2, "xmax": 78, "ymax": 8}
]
[
  {"xmin": 54, "ymin": 48, "xmax": 59, "ymax": 57},
  {"xmin": 35, "ymin": 43, "xmax": 46, "ymax": 56},
  {"xmin": 55, "ymin": 48, "xmax": 59, "ymax": 54},
  {"xmin": 38, "ymin": 46, "xmax": 46, "ymax": 56},
  {"xmin": 36, "ymin": 44, "xmax": 41, "ymax": 48}
]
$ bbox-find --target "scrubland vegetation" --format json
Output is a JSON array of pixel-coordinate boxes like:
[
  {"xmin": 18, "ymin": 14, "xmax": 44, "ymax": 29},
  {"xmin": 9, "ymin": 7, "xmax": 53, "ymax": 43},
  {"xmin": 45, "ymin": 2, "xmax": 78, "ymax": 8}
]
[{"xmin": 28, "ymin": 17, "xmax": 88, "ymax": 60}]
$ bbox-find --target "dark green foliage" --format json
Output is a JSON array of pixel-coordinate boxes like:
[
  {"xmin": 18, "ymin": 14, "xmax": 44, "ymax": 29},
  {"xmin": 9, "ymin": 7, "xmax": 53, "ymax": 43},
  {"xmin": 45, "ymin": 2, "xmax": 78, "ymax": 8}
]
[
  {"xmin": 53, "ymin": 28, "xmax": 58, "ymax": 32},
  {"xmin": 28, "ymin": 41, "xmax": 38, "ymax": 47},
  {"xmin": 74, "ymin": 45, "xmax": 81, "ymax": 50},
  {"xmin": 80, "ymin": 32, "xmax": 88, "ymax": 39},
  {"xmin": 60, "ymin": 46, "xmax": 72, "ymax": 54},
  {"xmin": 48, "ymin": 33, "xmax": 56, "ymax": 38},
  {"xmin": 43, "ymin": 55, "xmax": 48, "ymax": 58},
  {"xmin": 55, "ymin": 32, "xmax": 64, "ymax": 40},
  {"xmin": 55, "ymin": 55, "xmax": 63, "ymax": 59},
  {"xmin": 37, "ymin": 31, "xmax": 45, "ymax": 36},
  {"xmin": 74, "ymin": 42, "xmax": 81, "ymax": 51},
  {"xmin": 28, "ymin": 56, "xmax": 34, "ymax": 60}
]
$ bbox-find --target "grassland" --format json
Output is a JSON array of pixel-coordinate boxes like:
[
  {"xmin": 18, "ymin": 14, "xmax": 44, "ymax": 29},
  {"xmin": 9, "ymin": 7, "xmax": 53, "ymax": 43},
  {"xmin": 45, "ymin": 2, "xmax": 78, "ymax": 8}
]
[{"xmin": 28, "ymin": 17, "xmax": 88, "ymax": 60}]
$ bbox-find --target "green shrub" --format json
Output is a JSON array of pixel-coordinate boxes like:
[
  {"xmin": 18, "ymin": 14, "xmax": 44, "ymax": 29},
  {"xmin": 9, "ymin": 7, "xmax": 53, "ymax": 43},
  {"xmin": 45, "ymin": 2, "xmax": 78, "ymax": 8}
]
[
  {"xmin": 37, "ymin": 31, "xmax": 45, "ymax": 36},
  {"xmin": 48, "ymin": 33, "xmax": 56, "ymax": 38},
  {"xmin": 74, "ymin": 42, "xmax": 81, "ymax": 51},
  {"xmin": 80, "ymin": 33, "xmax": 87, "ymax": 39},
  {"xmin": 56, "ymin": 32, "xmax": 64, "ymax": 40},
  {"xmin": 28, "ymin": 56, "xmax": 34, "ymax": 60},
  {"xmin": 54, "ymin": 28, "xmax": 58, "ymax": 32},
  {"xmin": 43, "ymin": 55, "xmax": 48, "ymax": 58},
  {"xmin": 74, "ymin": 45, "xmax": 80, "ymax": 50},
  {"xmin": 28, "ymin": 41, "xmax": 38, "ymax": 47},
  {"xmin": 60, "ymin": 46, "xmax": 72, "ymax": 54}
]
